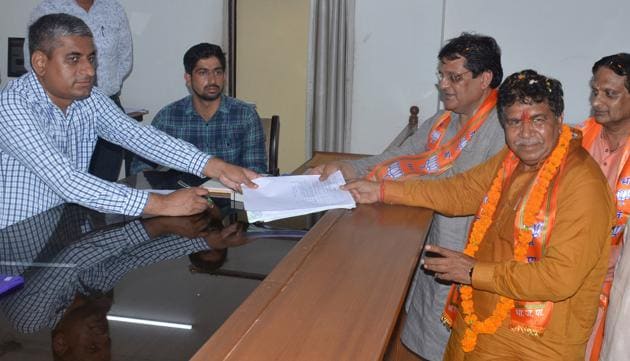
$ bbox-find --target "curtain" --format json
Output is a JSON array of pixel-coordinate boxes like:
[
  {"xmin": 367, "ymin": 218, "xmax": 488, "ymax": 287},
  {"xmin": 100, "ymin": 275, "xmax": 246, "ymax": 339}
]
[{"xmin": 306, "ymin": 0, "xmax": 355, "ymax": 156}]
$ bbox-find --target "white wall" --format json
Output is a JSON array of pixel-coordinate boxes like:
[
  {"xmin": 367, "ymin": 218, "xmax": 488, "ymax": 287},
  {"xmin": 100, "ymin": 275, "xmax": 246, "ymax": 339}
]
[
  {"xmin": 119, "ymin": 0, "xmax": 224, "ymax": 124},
  {"xmin": 351, "ymin": 0, "xmax": 443, "ymax": 155},
  {"xmin": 443, "ymin": 0, "xmax": 629, "ymax": 126},
  {"xmin": 350, "ymin": 0, "xmax": 630, "ymax": 154},
  {"xmin": 0, "ymin": 0, "xmax": 40, "ymax": 86},
  {"xmin": 0, "ymin": 0, "xmax": 224, "ymax": 124}
]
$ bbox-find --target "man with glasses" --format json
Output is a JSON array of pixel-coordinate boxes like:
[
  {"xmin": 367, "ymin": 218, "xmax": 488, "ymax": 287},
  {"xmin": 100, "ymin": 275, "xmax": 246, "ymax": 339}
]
[
  {"xmin": 311, "ymin": 33, "xmax": 505, "ymax": 360},
  {"xmin": 344, "ymin": 69, "xmax": 613, "ymax": 361},
  {"xmin": 579, "ymin": 53, "xmax": 630, "ymax": 361},
  {"xmin": 131, "ymin": 43, "xmax": 267, "ymax": 175}
]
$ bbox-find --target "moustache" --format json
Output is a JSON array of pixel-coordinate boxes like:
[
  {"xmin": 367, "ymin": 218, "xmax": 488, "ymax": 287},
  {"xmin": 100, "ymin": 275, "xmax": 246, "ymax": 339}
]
[
  {"xmin": 204, "ymin": 85, "xmax": 220, "ymax": 91},
  {"xmin": 514, "ymin": 139, "xmax": 542, "ymax": 146}
]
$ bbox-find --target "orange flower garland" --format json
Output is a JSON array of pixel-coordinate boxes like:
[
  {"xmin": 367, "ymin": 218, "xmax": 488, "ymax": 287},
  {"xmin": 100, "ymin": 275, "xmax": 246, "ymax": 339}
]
[{"xmin": 459, "ymin": 124, "xmax": 572, "ymax": 352}]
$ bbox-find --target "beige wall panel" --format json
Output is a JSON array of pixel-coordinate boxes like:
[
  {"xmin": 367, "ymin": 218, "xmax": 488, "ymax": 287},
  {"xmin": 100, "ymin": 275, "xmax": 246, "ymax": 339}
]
[{"xmin": 237, "ymin": 0, "xmax": 310, "ymax": 172}]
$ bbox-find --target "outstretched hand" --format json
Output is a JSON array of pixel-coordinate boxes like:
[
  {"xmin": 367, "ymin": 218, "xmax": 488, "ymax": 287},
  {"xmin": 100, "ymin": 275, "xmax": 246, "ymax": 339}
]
[
  {"xmin": 341, "ymin": 179, "xmax": 381, "ymax": 203},
  {"xmin": 204, "ymin": 158, "xmax": 259, "ymax": 192}
]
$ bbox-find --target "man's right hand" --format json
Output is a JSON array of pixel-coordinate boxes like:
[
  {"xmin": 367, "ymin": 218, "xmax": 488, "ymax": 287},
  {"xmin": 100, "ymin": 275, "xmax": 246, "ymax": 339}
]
[
  {"xmin": 306, "ymin": 161, "xmax": 358, "ymax": 181},
  {"xmin": 341, "ymin": 179, "xmax": 381, "ymax": 204},
  {"xmin": 143, "ymin": 187, "xmax": 210, "ymax": 217}
]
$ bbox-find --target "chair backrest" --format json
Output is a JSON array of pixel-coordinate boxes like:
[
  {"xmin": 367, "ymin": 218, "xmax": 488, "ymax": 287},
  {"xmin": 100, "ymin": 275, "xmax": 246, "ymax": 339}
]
[
  {"xmin": 260, "ymin": 115, "xmax": 280, "ymax": 175},
  {"xmin": 384, "ymin": 106, "xmax": 420, "ymax": 151}
]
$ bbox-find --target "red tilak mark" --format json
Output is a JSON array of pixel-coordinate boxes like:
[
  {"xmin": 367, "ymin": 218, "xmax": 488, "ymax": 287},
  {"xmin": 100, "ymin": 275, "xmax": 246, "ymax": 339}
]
[{"xmin": 520, "ymin": 110, "xmax": 531, "ymax": 124}]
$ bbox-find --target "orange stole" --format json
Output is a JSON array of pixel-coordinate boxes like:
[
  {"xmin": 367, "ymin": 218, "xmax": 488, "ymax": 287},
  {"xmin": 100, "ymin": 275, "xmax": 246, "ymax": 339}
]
[
  {"xmin": 442, "ymin": 127, "xmax": 574, "ymax": 344},
  {"xmin": 580, "ymin": 117, "xmax": 630, "ymax": 246},
  {"xmin": 367, "ymin": 90, "xmax": 498, "ymax": 181},
  {"xmin": 579, "ymin": 117, "xmax": 629, "ymax": 361}
]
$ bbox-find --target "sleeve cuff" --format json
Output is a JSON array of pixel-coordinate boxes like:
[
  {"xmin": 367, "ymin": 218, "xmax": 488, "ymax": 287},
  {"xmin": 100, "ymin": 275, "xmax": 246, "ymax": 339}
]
[
  {"xmin": 190, "ymin": 153, "xmax": 213, "ymax": 177},
  {"xmin": 124, "ymin": 220, "xmax": 152, "ymax": 245},
  {"xmin": 123, "ymin": 189, "xmax": 150, "ymax": 216},
  {"xmin": 471, "ymin": 261, "xmax": 500, "ymax": 292}
]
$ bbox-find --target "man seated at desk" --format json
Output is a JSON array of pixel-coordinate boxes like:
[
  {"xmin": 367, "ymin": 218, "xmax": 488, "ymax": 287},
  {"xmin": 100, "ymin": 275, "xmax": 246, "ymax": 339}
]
[
  {"xmin": 345, "ymin": 70, "xmax": 614, "ymax": 360},
  {"xmin": 130, "ymin": 43, "xmax": 267, "ymax": 175},
  {"xmin": 0, "ymin": 14, "xmax": 258, "ymax": 228}
]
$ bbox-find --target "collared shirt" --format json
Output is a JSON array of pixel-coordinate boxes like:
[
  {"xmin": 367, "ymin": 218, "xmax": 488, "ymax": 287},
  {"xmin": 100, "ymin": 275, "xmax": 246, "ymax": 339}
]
[
  {"xmin": 0, "ymin": 72, "xmax": 211, "ymax": 227},
  {"xmin": 25, "ymin": 0, "xmax": 133, "ymax": 96},
  {"xmin": 589, "ymin": 131, "xmax": 628, "ymax": 190},
  {"xmin": 130, "ymin": 95, "xmax": 267, "ymax": 175}
]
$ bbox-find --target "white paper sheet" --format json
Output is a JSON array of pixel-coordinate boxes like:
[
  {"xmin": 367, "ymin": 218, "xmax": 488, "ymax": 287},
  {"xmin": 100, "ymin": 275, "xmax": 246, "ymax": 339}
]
[{"xmin": 242, "ymin": 171, "xmax": 356, "ymax": 222}]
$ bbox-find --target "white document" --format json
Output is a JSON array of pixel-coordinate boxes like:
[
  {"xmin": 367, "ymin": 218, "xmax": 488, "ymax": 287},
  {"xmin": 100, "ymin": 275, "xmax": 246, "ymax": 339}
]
[
  {"xmin": 243, "ymin": 171, "xmax": 356, "ymax": 222},
  {"xmin": 146, "ymin": 189, "xmax": 175, "ymax": 195}
]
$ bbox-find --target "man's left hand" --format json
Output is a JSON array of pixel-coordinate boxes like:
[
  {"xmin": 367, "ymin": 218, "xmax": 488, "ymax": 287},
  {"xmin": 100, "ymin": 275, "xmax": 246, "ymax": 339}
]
[
  {"xmin": 422, "ymin": 245, "xmax": 476, "ymax": 285},
  {"xmin": 204, "ymin": 158, "xmax": 259, "ymax": 192}
]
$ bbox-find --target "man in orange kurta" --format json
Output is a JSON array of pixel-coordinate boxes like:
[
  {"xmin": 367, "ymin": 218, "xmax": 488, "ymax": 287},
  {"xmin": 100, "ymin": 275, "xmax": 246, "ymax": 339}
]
[
  {"xmin": 579, "ymin": 53, "xmax": 630, "ymax": 361},
  {"xmin": 345, "ymin": 70, "xmax": 614, "ymax": 360}
]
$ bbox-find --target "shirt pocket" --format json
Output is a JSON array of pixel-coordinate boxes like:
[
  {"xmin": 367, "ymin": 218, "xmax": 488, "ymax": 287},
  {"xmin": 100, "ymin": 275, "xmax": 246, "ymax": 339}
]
[{"xmin": 220, "ymin": 134, "xmax": 242, "ymax": 151}]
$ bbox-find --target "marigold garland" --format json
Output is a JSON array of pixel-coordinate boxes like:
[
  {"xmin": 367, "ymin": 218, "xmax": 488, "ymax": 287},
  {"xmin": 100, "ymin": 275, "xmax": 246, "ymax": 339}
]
[{"xmin": 459, "ymin": 125, "xmax": 572, "ymax": 352}]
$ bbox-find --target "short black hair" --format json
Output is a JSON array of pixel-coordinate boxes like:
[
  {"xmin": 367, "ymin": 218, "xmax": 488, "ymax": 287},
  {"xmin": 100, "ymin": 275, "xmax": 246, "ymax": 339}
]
[
  {"xmin": 592, "ymin": 53, "xmax": 630, "ymax": 93},
  {"xmin": 28, "ymin": 13, "xmax": 92, "ymax": 58},
  {"xmin": 183, "ymin": 43, "xmax": 226, "ymax": 74},
  {"xmin": 188, "ymin": 249, "xmax": 227, "ymax": 273},
  {"xmin": 497, "ymin": 69, "xmax": 564, "ymax": 125},
  {"xmin": 438, "ymin": 32, "xmax": 503, "ymax": 88}
]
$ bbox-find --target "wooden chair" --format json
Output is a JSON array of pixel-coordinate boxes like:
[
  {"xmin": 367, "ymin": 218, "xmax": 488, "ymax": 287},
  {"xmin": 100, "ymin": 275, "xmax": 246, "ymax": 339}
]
[
  {"xmin": 291, "ymin": 106, "xmax": 420, "ymax": 174},
  {"xmin": 384, "ymin": 105, "xmax": 420, "ymax": 151},
  {"xmin": 261, "ymin": 115, "xmax": 280, "ymax": 175}
]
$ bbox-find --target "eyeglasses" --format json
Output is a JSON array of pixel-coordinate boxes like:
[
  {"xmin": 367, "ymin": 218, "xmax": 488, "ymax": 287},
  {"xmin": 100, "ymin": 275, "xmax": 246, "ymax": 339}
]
[{"xmin": 436, "ymin": 70, "xmax": 472, "ymax": 84}]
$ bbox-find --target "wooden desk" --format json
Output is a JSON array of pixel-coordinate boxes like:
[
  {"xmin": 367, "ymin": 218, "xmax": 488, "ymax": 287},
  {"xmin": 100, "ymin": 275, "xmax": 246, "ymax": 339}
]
[
  {"xmin": 191, "ymin": 153, "xmax": 432, "ymax": 361},
  {"xmin": 291, "ymin": 151, "xmax": 371, "ymax": 175}
]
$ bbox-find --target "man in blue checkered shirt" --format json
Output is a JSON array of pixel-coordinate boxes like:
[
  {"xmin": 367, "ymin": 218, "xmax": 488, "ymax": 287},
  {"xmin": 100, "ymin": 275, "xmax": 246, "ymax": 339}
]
[
  {"xmin": 0, "ymin": 14, "xmax": 259, "ymax": 227},
  {"xmin": 130, "ymin": 43, "xmax": 267, "ymax": 175}
]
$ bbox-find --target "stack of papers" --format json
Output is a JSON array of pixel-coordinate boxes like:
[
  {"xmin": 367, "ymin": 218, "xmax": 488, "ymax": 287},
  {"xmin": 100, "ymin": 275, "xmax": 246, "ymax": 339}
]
[{"xmin": 242, "ymin": 171, "xmax": 356, "ymax": 222}]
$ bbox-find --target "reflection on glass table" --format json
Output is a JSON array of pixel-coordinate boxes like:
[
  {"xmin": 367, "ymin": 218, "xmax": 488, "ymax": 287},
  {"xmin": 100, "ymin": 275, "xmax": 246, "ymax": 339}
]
[{"xmin": 0, "ymin": 169, "xmax": 311, "ymax": 360}]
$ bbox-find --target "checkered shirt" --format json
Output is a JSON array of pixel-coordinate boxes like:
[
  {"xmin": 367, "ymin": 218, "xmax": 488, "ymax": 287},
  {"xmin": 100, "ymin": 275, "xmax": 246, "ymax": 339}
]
[
  {"xmin": 130, "ymin": 95, "xmax": 267, "ymax": 175},
  {"xmin": 0, "ymin": 73, "xmax": 211, "ymax": 227}
]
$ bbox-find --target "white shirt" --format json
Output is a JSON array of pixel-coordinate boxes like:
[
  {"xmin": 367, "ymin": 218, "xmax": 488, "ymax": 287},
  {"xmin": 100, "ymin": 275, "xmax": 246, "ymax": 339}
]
[{"xmin": 24, "ymin": 0, "xmax": 133, "ymax": 96}]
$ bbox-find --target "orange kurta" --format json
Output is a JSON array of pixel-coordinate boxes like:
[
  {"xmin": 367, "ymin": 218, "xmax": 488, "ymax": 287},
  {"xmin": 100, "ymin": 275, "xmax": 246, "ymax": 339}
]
[{"xmin": 383, "ymin": 139, "xmax": 615, "ymax": 360}]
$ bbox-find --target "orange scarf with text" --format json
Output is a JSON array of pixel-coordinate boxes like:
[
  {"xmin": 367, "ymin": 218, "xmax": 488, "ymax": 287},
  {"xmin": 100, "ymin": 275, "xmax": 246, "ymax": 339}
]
[
  {"xmin": 579, "ymin": 117, "xmax": 629, "ymax": 361},
  {"xmin": 367, "ymin": 90, "xmax": 498, "ymax": 181},
  {"xmin": 580, "ymin": 117, "xmax": 630, "ymax": 246},
  {"xmin": 442, "ymin": 125, "xmax": 574, "ymax": 352}
]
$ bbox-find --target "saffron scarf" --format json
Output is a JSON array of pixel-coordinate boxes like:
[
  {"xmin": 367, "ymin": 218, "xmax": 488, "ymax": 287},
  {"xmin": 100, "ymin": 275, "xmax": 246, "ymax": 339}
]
[
  {"xmin": 580, "ymin": 117, "xmax": 630, "ymax": 246},
  {"xmin": 442, "ymin": 125, "xmax": 574, "ymax": 352},
  {"xmin": 579, "ymin": 117, "xmax": 629, "ymax": 360},
  {"xmin": 367, "ymin": 90, "xmax": 498, "ymax": 181}
]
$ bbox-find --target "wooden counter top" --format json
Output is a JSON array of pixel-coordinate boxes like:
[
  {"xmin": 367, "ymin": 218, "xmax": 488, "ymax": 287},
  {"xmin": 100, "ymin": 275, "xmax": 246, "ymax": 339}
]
[{"xmin": 191, "ymin": 203, "xmax": 431, "ymax": 361}]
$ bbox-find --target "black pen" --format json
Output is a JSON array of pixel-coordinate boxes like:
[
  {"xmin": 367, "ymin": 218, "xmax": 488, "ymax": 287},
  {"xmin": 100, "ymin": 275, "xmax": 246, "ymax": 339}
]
[{"xmin": 177, "ymin": 180, "xmax": 214, "ymax": 206}]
